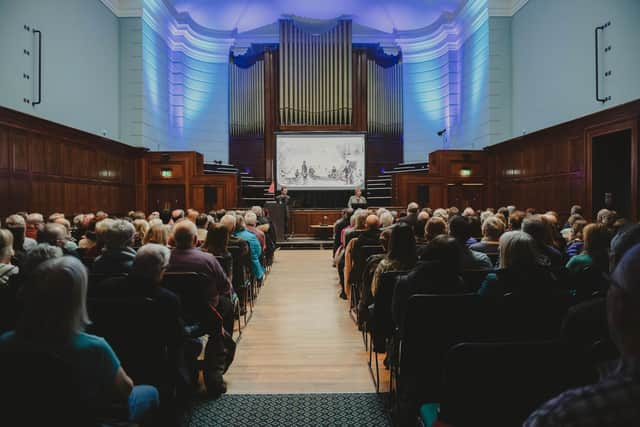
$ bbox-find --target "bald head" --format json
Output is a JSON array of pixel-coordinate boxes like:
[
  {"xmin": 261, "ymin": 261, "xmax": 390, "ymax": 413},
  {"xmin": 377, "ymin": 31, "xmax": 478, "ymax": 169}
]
[
  {"xmin": 366, "ymin": 214, "xmax": 379, "ymax": 230},
  {"xmin": 172, "ymin": 220, "xmax": 197, "ymax": 249}
]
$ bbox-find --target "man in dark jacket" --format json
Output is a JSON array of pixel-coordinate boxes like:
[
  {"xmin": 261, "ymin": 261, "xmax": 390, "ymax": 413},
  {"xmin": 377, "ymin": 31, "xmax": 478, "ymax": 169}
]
[
  {"xmin": 333, "ymin": 208, "xmax": 353, "ymax": 254},
  {"xmin": 398, "ymin": 202, "xmax": 419, "ymax": 235},
  {"xmin": 92, "ymin": 220, "xmax": 136, "ymax": 274}
]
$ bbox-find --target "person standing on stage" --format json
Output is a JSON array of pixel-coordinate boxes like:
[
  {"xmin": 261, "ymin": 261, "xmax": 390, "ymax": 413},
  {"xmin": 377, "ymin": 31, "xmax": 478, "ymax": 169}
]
[
  {"xmin": 275, "ymin": 186, "xmax": 291, "ymax": 237},
  {"xmin": 348, "ymin": 186, "xmax": 367, "ymax": 209}
]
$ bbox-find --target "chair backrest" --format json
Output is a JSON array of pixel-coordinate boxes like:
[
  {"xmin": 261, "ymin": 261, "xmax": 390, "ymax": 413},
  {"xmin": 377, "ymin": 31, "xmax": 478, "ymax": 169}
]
[
  {"xmin": 162, "ymin": 272, "xmax": 211, "ymax": 325},
  {"xmin": 440, "ymin": 341, "xmax": 593, "ymax": 427},
  {"xmin": 0, "ymin": 350, "xmax": 95, "ymax": 425},
  {"xmin": 87, "ymin": 273, "xmax": 128, "ymax": 297},
  {"xmin": 216, "ymin": 254, "xmax": 233, "ymax": 280},
  {"xmin": 400, "ymin": 293, "xmax": 570, "ymax": 402},
  {"xmin": 461, "ymin": 269, "xmax": 492, "ymax": 292},
  {"xmin": 372, "ymin": 270, "xmax": 408, "ymax": 352},
  {"xmin": 88, "ymin": 296, "xmax": 173, "ymax": 389},
  {"xmin": 228, "ymin": 245, "xmax": 250, "ymax": 289}
]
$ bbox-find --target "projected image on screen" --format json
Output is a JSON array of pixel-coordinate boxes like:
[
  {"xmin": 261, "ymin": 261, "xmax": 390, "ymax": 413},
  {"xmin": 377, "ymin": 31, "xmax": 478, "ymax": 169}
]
[{"xmin": 276, "ymin": 134, "xmax": 365, "ymax": 190}]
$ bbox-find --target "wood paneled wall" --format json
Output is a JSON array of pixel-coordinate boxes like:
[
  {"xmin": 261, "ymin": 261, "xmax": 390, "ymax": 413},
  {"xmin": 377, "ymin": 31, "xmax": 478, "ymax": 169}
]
[
  {"xmin": 0, "ymin": 107, "xmax": 146, "ymax": 218},
  {"xmin": 485, "ymin": 99, "xmax": 640, "ymax": 219}
]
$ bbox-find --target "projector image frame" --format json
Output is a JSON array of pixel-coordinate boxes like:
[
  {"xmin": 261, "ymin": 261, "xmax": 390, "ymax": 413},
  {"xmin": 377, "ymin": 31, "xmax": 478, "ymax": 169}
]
[{"xmin": 275, "ymin": 132, "xmax": 366, "ymax": 191}]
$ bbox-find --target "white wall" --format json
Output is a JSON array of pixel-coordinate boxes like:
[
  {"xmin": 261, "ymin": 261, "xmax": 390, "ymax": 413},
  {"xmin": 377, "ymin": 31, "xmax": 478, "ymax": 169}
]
[
  {"xmin": 119, "ymin": 17, "xmax": 143, "ymax": 147},
  {"xmin": 511, "ymin": 0, "xmax": 640, "ymax": 137},
  {"xmin": 0, "ymin": 0, "xmax": 120, "ymax": 139}
]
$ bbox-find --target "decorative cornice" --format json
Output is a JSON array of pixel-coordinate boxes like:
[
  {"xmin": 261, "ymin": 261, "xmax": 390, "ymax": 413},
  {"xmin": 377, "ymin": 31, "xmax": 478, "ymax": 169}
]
[
  {"xmin": 488, "ymin": 0, "xmax": 529, "ymax": 17},
  {"xmin": 99, "ymin": 0, "xmax": 142, "ymax": 18}
]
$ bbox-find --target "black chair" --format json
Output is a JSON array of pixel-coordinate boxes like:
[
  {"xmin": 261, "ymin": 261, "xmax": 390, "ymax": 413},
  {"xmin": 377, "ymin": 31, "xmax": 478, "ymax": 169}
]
[
  {"xmin": 439, "ymin": 341, "xmax": 594, "ymax": 427},
  {"xmin": 350, "ymin": 245, "xmax": 385, "ymax": 320},
  {"xmin": 87, "ymin": 273, "xmax": 128, "ymax": 297},
  {"xmin": 368, "ymin": 270, "xmax": 407, "ymax": 393},
  {"xmin": 216, "ymin": 255, "xmax": 242, "ymax": 339},
  {"xmin": 228, "ymin": 245, "xmax": 253, "ymax": 324},
  {"xmin": 566, "ymin": 266, "xmax": 610, "ymax": 301},
  {"xmin": 88, "ymin": 296, "xmax": 177, "ymax": 387},
  {"xmin": 0, "ymin": 351, "xmax": 97, "ymax": 426},
  {"xmin": 162, "ymin": 272, "xmax": 212, "ymax": 328},
  {"xmin": 397, "ymin": 293, "xmax": 571, "ymax": 422}
]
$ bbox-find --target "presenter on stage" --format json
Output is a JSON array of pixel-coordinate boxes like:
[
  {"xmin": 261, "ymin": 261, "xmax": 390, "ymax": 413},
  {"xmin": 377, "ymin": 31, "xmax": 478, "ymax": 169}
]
[
  {"xmin": 275, "ymin": 186, "xmax": 291, "ymax": 237},
  {"xmin": 347, "ymin": 186, "xmax": 367, "ymax": 209}
]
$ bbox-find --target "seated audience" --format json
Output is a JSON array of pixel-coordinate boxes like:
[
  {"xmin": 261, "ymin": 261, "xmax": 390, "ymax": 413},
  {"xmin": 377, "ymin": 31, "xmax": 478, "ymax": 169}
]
[
  {"xmin": 37, "ymin": 223, "xmax": 80, "ymax": 258},
  {"xmin": 132, "ymin": 219, "xmax": 149, "ymax": 248},
  {"xmin": 233, "ymin": 215, "xmax": 265, "ymax": 282},
  {"xmin": 523, "ymin": 215, "xmax": 564, "ymax": 273},
  {"xmin": 167, "ymin": 221, "xmax": 233, "ymax": 397},
  {"xmin": 380, "ymin": 211, "xmax": 394, "ymax": 229},
  {"xmin": 195, "ymin": 214, "xmax": 210, "ymax": 244},
  {"xmin": 202, "ymin": 224, "xmax": 233, "ymax": 278},
  {"xmin": 398, "ymin": 202, "xmax": 419, "ymax": 235},
  {"xmin": 566, "ymin": 223, "xmax": 611, "ymax": 274},
  {"xmin": 565, "ymin": 219, "xmax": 588, "ymax": 258},
  {"xmin": 333, "ymin": 209, "xmax": 353, "ymax": 254},
  {"xmin": 0, "ymin": 229, "xmax": 19, "ymax": 288},
  {"xmin": 507, "ymin": 210, "xmax": 525, "ymax": 231},
  {"xmin": 478, "ymin": 231, "xmax": 557, "ymax": 297},
  {"xmin": 5, "ymin": 215, "xmax": 37, "ymax": 268},
  {"xmin": 524, "ymin": 243, "xmax": 640, "ymax": 426},
  {"xmin": 244, "ymin": 212, "xmax": 266, "ymax": 252},
  {"xmin": 449, "ymin": 216, "xmax": 493, "ymax": 270},
  {"xmin": 424, "ymin": 216, "xmax": 448, "ymax": 243},
  {"xmin": 78, "ymin": 219, "xmax": 99, "ymax": 258},
  {"xmin": 92, "ymin": 220, "xmax": 136, "ymax": 274},
  {"xmin": 25, "ymin": 213, "xmax": 44, "ymax": 239},
  {"xmin": 0, "ymin": 256, "xmax": 159, "ymax": 424},
  {"xmin": 470, "ymin": 216, "xmax": 505, "ymax": 264},
  {"xmin": 143, "ymin": 223, "xmax": 170, "ymax": 246},
  {"xmin": 371, "ymin": 222, "xmax": 416, "ymax": 296},
  {"xmin": 392, "ymin": 235, "xmax": 466, "ymax": 330},
  {"xmin": 171, "ymin": 209, "xmax": 185, "ymax": 223}
]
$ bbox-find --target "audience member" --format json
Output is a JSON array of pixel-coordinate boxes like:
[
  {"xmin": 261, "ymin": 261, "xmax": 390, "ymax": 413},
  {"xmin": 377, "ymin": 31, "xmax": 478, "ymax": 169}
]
[
  {"xmin": 0, "ymin": 229, "xmax": 19, "ymax": 287},
  {"xmin": 566, "ymin": 223, "xmax": 611, "ymax": 274},
  {"xmin": 133, "ymin": 219, "xmax": 150, "ymax": 247},
  {"xmin": 398, "ymin": 202, "xmax": 419, "ymax": 235},
  {"xmin": 37, "ymin": 223, "xmax": 80, "ymax": 257},
  {"xmin": 393, "ymin": 235, "xmax": 465, "ymax": 330},
  {"xmin": 195, "ymin": 214, "xmax": 209, "ymax": 244},
  {"xmin": 202, "ymin": 224, "xmax": 233, "ymax": 279},
  {"xmin": 415, "ymin": 211, "xmax": 430, "ymax": 241},
  {"xmin": 478, "ymin": 231, "xmax": 557, "ymax": 297},
  {"xmin": 470, "ymin": 216, "xmax": 505, "ymax": 264},
  {"xmin": 449, "ymin": 216, "xmax": 493, "ymax": 270},
  {"xmin": 167, "ymin": 220, "xmax": 233, "ymax": 396},
  {"xmin": 522, "ymin": 215, "xmax": 564, "ymax": 273},
  {"xmin": 144, "ymin": 222, "xmax": 170, "ymax": 246},
  {"xmin": 565, "ymin": 219, "xmax": 588, "ymax": 258},
  {"xmin": 371, "ymin": 222, "xmax": 416, "ymax": 296},
  {"xmin": 380, "ymin": 211, "xmax": 394, "ymax": 229},
  {"xmin": 525, "ymin": 243, "xmax": 640, "ymax": 426},
  {"xmin": 0, "ymin": 257, "xmax": 159, "ymax": 424},
  {"xmin": 424, "ymin": 217, "xmax": 448, "ymax": 243},
  {"xmin": 5, "ymin": 214, "xmax": 37, "ymax": 268},
  {"xmin": 92, "ymin": 220, "xmax": 136, "ymax": 274},
  {"xmin": 244, "ymin": 212, "xmax": 266, "ymax": 252},
  {"xmin": 233, "ymin": 215, "xmax": 265, "ymax": 282}
]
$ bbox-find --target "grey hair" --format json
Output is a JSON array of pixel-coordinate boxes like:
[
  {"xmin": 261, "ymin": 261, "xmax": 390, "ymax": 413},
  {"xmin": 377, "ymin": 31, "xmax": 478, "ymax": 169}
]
[
  {"xmin": 245, "ymin": 211, "xmax": 258, "ymax": 226},
  {"xmin": 103, "ymin": 219, "xmax": 135, "ymax": 249},
  {"xmin": 380, "ymin": 212, "xmax": 394, "ymax": 228},
  {"xmin": 498, "ymin": 230, "xmax": 538, "ymax": 269},
  {"xmin": 133, "ymin": 244, "xmax": 170, "ymax": 281},
  {"xmin": 19, "ymin": 256, "xmax": 90, "ymax": 340},
  {"xmin": 6, "ymin": 214, "xmax": 26, "ymax": 228},
  {"xmin": 251, "ymin": 206, "xmax": 263, "ymax": 217},
  {"xmin": 23, "ymin": 243, "xmax": 63, "ymax": 273},
  {"xmin": 220, "ymin": 214, "xmax": 237, "ymax": 233},
  {"xmin": 407, "ymin": 202, "xmax": 419, "ymax": 213},
  {"xmin": 27, "ymin": 213, "xmax": 44, "ymax": 224}
]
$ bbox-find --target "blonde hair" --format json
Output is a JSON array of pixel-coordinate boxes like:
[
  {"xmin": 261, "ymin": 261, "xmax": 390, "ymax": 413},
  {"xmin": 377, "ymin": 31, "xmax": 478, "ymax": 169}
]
[
  {"xmin": 143, "ymin": 223, "xmax": 169, "ymax": 246},
  {"xmin": 133, "ymin": 219, "xmax": 150, "ymax": 240},
  {"xmin": 482, "ymin": 217, "xmax": 505, "ymax": 242}
]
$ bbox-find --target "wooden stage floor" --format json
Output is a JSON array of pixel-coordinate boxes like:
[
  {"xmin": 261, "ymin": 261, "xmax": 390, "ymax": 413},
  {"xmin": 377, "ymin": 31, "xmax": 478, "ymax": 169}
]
[{"xmin": 225, "ymin": 250, "xmax": 385, "ymax": 394}]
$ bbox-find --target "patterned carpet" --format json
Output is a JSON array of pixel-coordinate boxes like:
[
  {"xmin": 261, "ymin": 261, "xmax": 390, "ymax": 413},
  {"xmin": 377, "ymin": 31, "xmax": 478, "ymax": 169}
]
[{"xmin": 185, "ymin": 393, "xmax": 391, "ymax": 426}]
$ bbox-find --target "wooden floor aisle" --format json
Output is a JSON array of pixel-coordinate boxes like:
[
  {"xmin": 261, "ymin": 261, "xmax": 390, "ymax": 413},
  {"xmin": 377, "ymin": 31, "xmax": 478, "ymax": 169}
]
[{"xmin": 225, "ymin": 250, "xmax": 377, "ymax": 394}]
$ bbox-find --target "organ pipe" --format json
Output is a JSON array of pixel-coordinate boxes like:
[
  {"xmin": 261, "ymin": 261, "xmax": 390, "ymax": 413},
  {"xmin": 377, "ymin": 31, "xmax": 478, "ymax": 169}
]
[
  {"xmin": 367, "ymin": 58, "xmax": 402, "ymax": 136},
  {"xmin": 278, "ymin": 19, "xmax": 352, "ymax": 126},
  {"xmin": 229, "ymin": 58, "xmax": 265, "ymax": 137}
]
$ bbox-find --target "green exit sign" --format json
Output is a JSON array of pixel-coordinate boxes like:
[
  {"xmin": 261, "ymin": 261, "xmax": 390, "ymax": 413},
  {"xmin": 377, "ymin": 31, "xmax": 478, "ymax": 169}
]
[
  {"xmin": 459, "ymin": 168, "xmax": 472, "ymax": 177},
  {"xmin": 161, "ymin": 168, "xmax": 173, "ymax": 178}
]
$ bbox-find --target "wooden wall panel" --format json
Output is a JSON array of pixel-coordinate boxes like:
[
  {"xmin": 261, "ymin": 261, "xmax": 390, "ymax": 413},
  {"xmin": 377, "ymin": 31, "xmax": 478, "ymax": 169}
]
[
  {"xmin": 486, "ymin": 99, "xmax": 640, "ymax": 220},
  {"xmin": 0, "ymin": 106, "xmax": 146, "ymax": 218}
]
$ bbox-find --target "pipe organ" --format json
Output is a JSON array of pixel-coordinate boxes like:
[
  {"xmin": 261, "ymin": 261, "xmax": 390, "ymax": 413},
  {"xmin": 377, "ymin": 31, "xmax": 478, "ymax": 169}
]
[
  {"xmin": 229, "ymin": 58, "xmax": 265, "ymax": 137},
  {"xmin": 278, "ymin": 19, "xmax": 352, "ymax": 126},
  {"xmin": 367, "ymin": 58, "xmax": 403, "ymax": 136}
]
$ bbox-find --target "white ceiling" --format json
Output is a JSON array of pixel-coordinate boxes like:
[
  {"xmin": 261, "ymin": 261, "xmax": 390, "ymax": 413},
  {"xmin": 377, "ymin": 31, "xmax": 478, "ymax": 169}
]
[{"xmin": 167, "ymin": 0, "xmax": 467, "ymax": 33}]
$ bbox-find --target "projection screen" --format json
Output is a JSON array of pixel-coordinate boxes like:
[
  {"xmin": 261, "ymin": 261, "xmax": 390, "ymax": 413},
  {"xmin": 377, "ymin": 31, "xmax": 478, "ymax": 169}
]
[{"xmin": 276, "ymin": 133, "xmax": 366, "ymax": 190}]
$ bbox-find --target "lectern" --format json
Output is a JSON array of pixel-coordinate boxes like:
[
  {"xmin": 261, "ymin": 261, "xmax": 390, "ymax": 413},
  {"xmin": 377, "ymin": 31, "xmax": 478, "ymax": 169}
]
[{"xmin": 265, "ymin": 201, "xmax": 286, "ymax": 242}]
